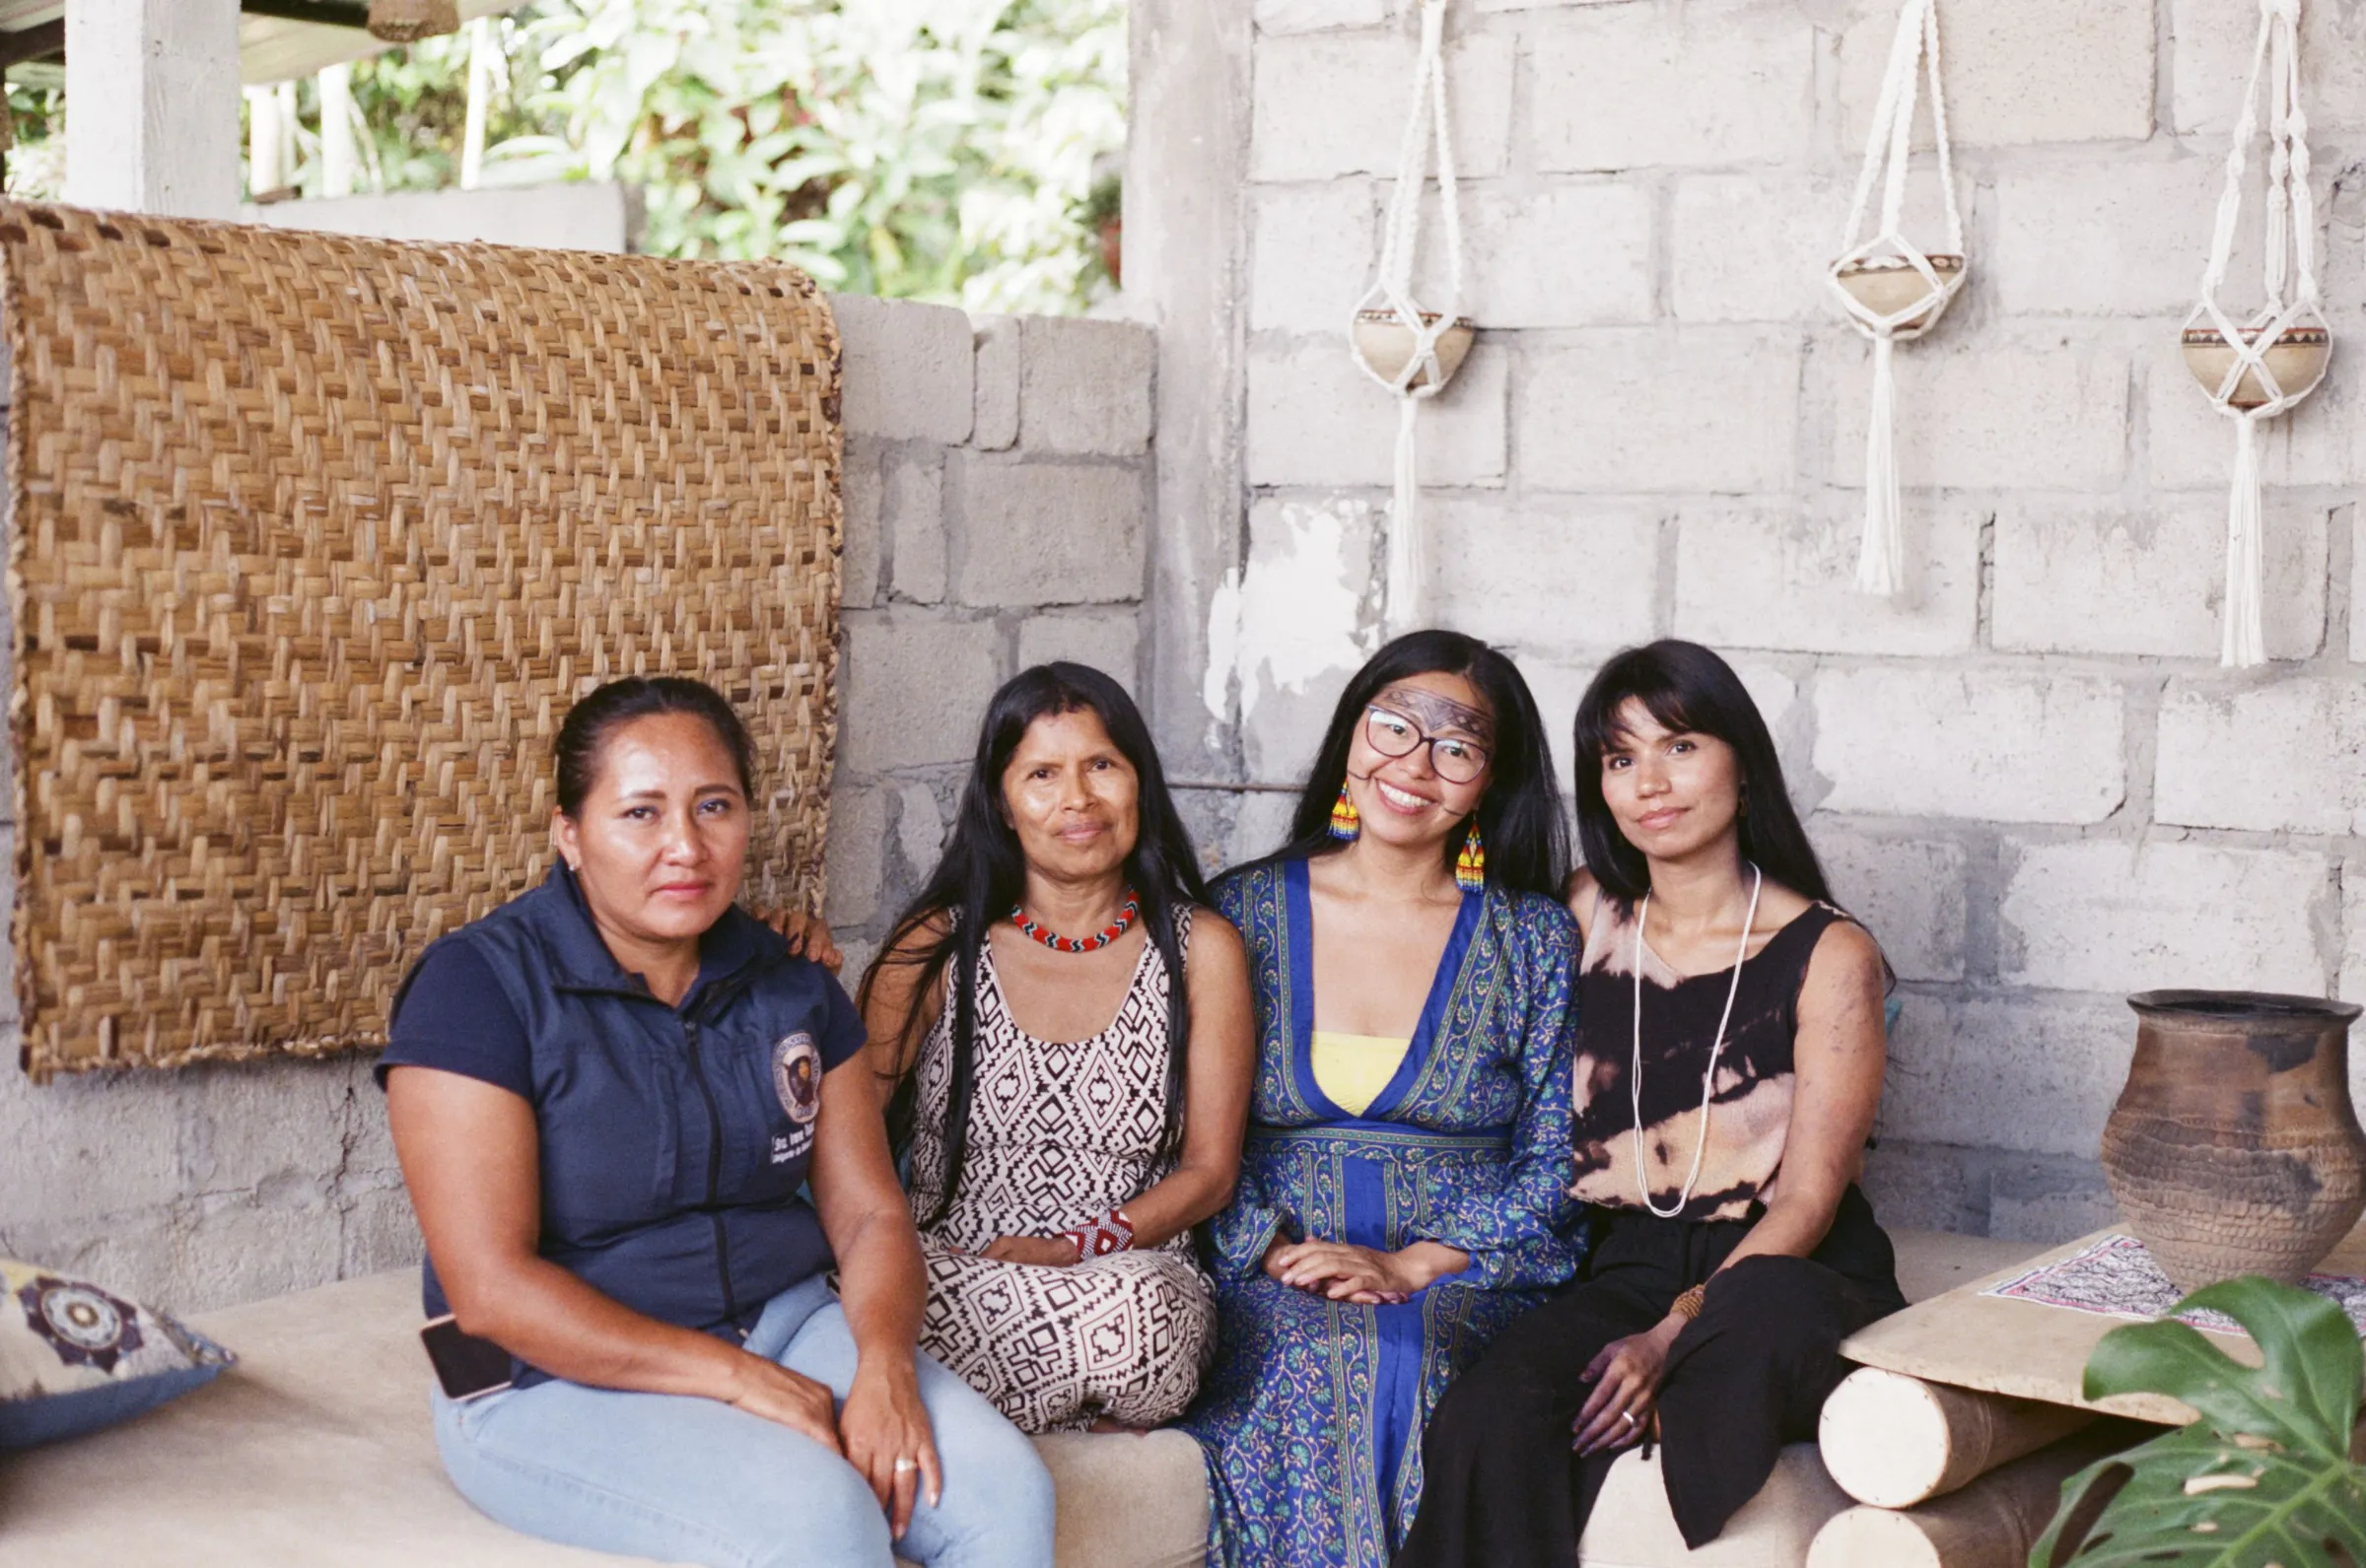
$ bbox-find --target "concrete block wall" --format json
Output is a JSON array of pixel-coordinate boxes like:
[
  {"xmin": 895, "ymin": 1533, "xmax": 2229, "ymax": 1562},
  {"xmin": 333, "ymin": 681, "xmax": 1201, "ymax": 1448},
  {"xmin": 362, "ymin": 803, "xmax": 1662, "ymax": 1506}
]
[
  {"xmin": 821, "ymin": 299, "xmax": 1155, "ymax": 989},
  {"xmin": 0, "ymin": 298, "xmax": 1154, "ymax": 1314},
  {"xmin": 1172, "ymin": 0, "xmax": 2366, "ymax": 1241}
]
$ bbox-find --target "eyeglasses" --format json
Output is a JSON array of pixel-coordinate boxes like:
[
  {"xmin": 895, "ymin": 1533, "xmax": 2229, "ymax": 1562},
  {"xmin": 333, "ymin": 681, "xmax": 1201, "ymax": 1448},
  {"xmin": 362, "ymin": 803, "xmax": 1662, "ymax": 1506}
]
[{"xmin": 1363, "ymin": 707, "xmax": 1490, "ymax": 784}]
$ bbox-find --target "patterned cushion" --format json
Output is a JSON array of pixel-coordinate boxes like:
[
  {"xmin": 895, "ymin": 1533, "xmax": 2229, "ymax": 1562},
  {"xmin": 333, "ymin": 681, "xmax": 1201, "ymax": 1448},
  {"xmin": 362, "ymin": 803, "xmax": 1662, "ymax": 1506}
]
[{"xmin": 0, "ymin": 1260, "xmax": 236, "ymax": 1449}]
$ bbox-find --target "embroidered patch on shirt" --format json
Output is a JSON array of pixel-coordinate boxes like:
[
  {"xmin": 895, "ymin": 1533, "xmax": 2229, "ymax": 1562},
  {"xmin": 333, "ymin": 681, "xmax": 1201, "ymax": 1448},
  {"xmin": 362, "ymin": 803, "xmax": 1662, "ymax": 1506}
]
[{"xmin": 772, "ymin": 1031, "xmax": 822, "ymax": 1125}]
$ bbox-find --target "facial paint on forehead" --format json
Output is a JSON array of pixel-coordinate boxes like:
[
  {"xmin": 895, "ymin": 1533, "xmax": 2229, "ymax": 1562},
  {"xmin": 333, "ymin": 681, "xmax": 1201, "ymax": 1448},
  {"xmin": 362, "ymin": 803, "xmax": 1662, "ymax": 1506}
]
[{"xmin": 1374, "ymin": 683, "xmax": 1496, "ymax": 744}]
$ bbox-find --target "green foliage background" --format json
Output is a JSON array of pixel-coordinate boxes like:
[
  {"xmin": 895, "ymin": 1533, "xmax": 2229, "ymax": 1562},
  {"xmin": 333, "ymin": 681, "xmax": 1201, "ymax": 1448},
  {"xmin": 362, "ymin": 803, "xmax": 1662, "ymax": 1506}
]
[{"xmin": 7, "ymin": 0, "xmax": 1125, "ymax": 315}]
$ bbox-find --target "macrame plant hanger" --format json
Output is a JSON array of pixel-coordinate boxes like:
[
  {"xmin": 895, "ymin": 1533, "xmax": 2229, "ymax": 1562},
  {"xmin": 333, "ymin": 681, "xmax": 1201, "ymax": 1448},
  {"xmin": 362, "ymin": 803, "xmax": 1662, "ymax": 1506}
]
[
  {"xmin": 1829, "ymin": 0, "xmax": 1966, "ymax": 598},
  {"xmin": 2184, "ymin": 0, "xmax": 2329, "ymax": 669},
  {"xmin": 1351, "ymin": 0, "xmax": 1472, "ymax": 639}
]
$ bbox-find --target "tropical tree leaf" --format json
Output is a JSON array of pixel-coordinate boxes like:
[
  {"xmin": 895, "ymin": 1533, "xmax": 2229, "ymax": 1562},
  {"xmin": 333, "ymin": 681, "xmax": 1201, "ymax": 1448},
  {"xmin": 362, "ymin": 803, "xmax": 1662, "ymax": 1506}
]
[
  {"xmin": 2033, "ymin": 1426, "xmax": 2366, "ymax": 1566},
  {"xmin": 2034, "ymin": 1275, "xmax": 2366, "ymax": 1568},
  {"xmin": 2081, "ymin": 1277, "xmax": 2364, "ymax": 1458},
  {"xmin": 227, "ymin": 0, "xmax": 1122, "ymax": 313}
]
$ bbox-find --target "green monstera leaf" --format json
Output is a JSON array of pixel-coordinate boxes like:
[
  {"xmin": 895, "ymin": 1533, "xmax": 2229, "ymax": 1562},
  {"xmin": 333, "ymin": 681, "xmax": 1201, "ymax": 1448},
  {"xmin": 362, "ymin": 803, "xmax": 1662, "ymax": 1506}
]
[{"xmin": 2032, "ymin": 1275, "xmax": 2366, "ymax": 1567}]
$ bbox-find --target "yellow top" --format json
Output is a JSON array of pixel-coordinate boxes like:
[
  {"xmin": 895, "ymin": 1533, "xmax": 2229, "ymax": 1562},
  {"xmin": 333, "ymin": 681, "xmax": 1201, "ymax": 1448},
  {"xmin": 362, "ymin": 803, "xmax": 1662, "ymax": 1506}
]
[{"xmin": 1310, "ymin": 1030, "xmax": 1414, "ymax": 1117}]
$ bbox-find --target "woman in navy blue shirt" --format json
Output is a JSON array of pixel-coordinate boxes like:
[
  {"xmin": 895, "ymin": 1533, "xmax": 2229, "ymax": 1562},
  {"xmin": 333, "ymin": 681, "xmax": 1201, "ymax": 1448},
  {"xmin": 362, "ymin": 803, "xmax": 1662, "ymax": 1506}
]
[{"xmin": 382, "ymin": 677, "xmax": 1052, "ymax": 1568}]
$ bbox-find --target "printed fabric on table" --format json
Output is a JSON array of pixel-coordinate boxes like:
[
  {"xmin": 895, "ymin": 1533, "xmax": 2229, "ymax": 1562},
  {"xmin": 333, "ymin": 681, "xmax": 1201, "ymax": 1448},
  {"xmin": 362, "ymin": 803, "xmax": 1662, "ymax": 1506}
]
[{"xmin": 1982, "ymin": 1232, "xmax": 2366, "ymax": 1335}]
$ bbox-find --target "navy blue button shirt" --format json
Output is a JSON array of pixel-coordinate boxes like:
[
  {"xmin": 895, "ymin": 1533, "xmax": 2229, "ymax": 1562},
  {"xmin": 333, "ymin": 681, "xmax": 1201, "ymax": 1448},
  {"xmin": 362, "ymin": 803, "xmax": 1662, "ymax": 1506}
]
[{"xmin": 378, "ymin": 861, "xmax": 865, "ymax": 1384}]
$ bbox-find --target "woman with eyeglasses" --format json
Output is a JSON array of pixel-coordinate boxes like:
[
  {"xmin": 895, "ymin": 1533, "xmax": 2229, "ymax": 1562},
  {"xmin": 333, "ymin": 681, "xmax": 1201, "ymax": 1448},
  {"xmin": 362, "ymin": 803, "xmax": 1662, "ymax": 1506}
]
[{"xmin": 1176, "ymin": 632, "xmax": 1585, "ymax": 1568}]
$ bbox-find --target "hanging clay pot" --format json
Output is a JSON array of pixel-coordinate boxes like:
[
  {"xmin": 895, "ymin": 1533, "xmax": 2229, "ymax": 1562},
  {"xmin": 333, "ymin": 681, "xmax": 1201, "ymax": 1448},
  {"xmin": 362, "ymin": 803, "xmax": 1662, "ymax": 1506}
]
[
  {"xmin": 2181, "ymin": 322, "xmax": 2331, "ymax": 410},
  {"xmin": 1834, "ymin": 254, "xmax": 1966, "ymax": 333},
  {"xmin": 2101, "ymin": 989, "xmax": 2366, "ymax": 1293},
  {"xmin": 368, "ymin": 0, "xmax": 461, "ymax": 43},
  {"xmin": 1352, "ymin": 309, "xmax": 1476, "ymax": 392}
]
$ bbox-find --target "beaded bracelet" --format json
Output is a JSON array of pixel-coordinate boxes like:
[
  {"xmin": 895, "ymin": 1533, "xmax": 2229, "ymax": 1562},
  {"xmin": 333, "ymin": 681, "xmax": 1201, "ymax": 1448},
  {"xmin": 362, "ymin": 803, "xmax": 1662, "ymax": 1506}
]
[
  {"xmin": 1669, "ymin": 1283, "xmax": 1708, "ymax": 1322},
  {"xmin": 1059, "ymin": 1207, "xmax": 1136, "ymax": 1262}
]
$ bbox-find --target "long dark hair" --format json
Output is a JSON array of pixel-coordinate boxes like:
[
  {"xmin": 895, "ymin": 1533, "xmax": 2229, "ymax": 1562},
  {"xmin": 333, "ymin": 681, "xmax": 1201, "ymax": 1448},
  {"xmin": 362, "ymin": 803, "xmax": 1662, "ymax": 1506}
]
[
  {"xmin": 1571, "ymin": 640, "xmax": 1831, "ymax": 910},
  {"xmin": 860, "ymin": 663, "xmax": 1210, "ymax": 1227},
  {"xmin": 1271, "ymin": 630, "xmax": 1568, "ymax": 898}
]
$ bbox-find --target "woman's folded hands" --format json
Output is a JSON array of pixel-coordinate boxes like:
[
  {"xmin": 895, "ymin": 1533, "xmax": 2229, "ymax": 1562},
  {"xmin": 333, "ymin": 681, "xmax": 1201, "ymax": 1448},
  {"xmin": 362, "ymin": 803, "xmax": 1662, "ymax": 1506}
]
[{"xmin": 1262, "ymin": 1237, "xmax": 1471, "ymax": 1305}]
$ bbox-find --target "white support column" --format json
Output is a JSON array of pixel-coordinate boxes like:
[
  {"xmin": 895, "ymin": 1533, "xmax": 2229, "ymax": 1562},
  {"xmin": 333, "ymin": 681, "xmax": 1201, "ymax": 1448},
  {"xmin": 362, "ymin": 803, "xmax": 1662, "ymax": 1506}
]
[
  {"xmin": 245, "ymin": 87, "xmax": 285, "ymax": 196},
  {"xmin": 459, "ymin": 16, "xmax": 493, "ymax": 191},
  {"xmin": 275, "ymin": 81, "xmax": 300, "ymax": 186},
  {"xmin": 319, "ymin": 63, "xmax": 359, "ymax": 199},
  {"xmin": 64, "ymin": 0, "xmax": 242, "ymax": 219},
  {"xmin": 1131, "ymin": 0, "xmax": 1254, "ymax": 784}
]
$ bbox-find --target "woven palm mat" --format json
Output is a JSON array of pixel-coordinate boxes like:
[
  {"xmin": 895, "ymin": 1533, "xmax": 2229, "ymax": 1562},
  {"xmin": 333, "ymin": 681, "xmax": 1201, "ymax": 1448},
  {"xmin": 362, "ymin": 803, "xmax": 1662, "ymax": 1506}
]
[
  {"xmin": 1, "ymin": 203, "xmax": 843, "ymax": 1079},
  {"xmin": 1983, "ymin": 1233, "xmax": 2366, "ymax": 1335}
]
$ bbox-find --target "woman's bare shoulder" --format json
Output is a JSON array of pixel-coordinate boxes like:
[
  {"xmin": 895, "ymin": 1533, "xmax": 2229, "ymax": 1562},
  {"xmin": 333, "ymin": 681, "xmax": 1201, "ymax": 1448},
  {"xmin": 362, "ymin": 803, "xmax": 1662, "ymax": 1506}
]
[
  {"xmin": 1564, "ymin": 866, "xmax": 1602, "ymax": 941},
  {"xmin": 1802, "ymin": 913, "xmax": 1886, "ymax": 995},
  {"xmin": 882, "ymin": 907, "xmax": 955, "ymax": 959},
  {"xmin": 1751, "ymin": 876, "xmax": 1816, "ymax": 928},
  {"xmin": 863, "ymin": 909, "xmax": 954, "ymax": 1016},
  {"xmin": 1185, "ymin": 903, "xmax": 1247, "ymax": 968}
]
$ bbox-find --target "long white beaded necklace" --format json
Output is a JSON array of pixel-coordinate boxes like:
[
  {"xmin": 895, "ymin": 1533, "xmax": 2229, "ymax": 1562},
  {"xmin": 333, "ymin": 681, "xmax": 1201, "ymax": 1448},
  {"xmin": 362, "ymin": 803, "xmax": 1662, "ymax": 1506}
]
[{"xmin": 1631, "ymin": 864, "xmax": 1764, "ymax": 1218}]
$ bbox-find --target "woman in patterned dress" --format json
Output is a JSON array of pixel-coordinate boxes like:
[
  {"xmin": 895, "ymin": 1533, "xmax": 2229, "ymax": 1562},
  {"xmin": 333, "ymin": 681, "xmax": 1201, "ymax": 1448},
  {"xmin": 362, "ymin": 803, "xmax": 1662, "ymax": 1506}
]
[
  {"xmin": 1177, "ymin": 630, "xmax": 1586, "ymax": 1568},
  {"xmin": 858, "ymin": 662, "xmax": 1255, "ymax": 1433},
  {"xmin": 1399, "ymin": 640, "xmax": 1901, "ymax": 1566}
]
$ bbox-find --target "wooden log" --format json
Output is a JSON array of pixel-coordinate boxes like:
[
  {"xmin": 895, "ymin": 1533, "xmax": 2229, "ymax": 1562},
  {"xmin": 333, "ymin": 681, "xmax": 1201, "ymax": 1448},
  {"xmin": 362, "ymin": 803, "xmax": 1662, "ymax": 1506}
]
[
  {"xmin": 1806, "ymin": 1424, "xmax": 2141, "ymax": 1568},
  {"xmin": 1819, "ymin": 1366, "xmax": 2095, "ymax": 1508}
]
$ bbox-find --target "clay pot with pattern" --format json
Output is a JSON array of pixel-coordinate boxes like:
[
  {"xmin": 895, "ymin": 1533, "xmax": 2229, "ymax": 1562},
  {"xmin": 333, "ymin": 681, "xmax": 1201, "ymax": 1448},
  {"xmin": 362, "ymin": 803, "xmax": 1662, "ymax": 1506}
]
[
  {"xmin": 1353, "ymin": 309, "xmax": 1476, "ymax": 392},
  {"xmin": 2181, "ymin": 322, "xmax": 2331, "ymax": 410},
  {"xmin": 1833, "ymin": 253, "xmax": 1965, "ymax": 333},
  {"xmin": 2102, "ymin": 989, "xmax": 2366, "ymax": 1293},
  {"xmin": 368, "ymin": 0, "xmax": 461, "ymax": 42}
]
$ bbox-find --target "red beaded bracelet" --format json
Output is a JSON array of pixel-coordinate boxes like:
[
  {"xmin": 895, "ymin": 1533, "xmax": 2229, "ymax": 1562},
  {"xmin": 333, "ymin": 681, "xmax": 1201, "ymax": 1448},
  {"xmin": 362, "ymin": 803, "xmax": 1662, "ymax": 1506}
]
[{"xmin": 1059, "ymin": 1207, "xmax": 1136, "ymax": 1262}]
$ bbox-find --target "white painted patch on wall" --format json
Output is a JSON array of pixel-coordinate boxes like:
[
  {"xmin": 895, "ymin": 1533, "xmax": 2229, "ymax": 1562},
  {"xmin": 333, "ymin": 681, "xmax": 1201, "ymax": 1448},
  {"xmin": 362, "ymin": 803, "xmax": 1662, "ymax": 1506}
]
[
  {"xmin": 1203, "ymin": 570, "xmax": 1243, "ymax": 723},
  {"xmin": 1206, "ymin": 498, "xmax": 1374, "ymax": 724}
]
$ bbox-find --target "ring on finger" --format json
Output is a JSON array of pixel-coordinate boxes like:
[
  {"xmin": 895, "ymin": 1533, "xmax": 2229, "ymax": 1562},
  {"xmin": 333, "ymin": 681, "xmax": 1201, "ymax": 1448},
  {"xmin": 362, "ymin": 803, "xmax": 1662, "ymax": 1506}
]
[
  {"xmin": 893, "ymin": 1457, "xmax": 919, "ymax": 1473},
  {"xmin": 1619, "ymin": 1410, "xmax": 1637, "ymax": 1428}
]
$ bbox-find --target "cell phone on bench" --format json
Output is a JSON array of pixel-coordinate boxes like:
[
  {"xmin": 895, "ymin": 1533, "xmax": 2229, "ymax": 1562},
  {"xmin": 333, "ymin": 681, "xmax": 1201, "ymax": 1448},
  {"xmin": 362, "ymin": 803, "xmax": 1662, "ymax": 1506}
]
[{"xmin": 420, "ymin": 1315, "xmax": 515, "ymax": 1402}]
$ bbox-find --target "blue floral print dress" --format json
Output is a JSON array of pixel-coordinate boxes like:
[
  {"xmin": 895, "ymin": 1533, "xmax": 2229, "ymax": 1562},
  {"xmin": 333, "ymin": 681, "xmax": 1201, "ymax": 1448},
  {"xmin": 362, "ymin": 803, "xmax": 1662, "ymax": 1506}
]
[{"xmin": 1176, "ymin": 856, "xmax": 1584, "ymax": 1568}]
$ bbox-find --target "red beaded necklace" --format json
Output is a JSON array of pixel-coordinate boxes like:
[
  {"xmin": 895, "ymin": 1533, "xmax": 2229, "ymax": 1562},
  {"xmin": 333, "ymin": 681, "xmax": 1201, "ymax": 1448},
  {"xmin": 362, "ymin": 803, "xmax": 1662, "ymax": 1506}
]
[{"xmin": 1010, "ymin": 889, "xmax": 1141, "ymax": 953}]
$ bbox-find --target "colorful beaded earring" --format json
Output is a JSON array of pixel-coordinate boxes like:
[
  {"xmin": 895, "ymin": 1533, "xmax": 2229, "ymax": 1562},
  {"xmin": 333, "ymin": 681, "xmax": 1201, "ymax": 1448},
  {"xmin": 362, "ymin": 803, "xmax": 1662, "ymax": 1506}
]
[
  {"xmin": 1455, "ymin": 822, "xmax": 1486, "ymax": 892},
  {"xmin": 1328, "ymin": 784, "xmax": 1360, "ymax": 842}
]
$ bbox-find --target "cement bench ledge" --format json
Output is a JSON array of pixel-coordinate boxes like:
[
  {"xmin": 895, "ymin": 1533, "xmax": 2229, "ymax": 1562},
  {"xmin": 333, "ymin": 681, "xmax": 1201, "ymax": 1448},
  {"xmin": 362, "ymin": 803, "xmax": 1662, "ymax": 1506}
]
[{"xmin": 0, "ymin": 1230, "xmax": 2042, "ymax": 1568}]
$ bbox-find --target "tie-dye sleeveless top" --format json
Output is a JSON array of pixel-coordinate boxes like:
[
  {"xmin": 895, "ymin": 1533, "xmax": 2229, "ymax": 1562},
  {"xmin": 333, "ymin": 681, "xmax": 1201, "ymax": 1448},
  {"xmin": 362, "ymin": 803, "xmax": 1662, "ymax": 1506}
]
[{"xmin": 1568, "ymin": 898, "xmax": 1847, "ymax": 1222}]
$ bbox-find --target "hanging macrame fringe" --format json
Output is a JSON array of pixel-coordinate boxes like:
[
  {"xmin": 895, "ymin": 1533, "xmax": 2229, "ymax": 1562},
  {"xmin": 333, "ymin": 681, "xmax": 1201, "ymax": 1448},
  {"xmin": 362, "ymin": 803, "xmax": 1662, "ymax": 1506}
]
[
  {"xmin": 1829, "ymin": 0, "xmax": 1964, "ymax": 601},
  {"xmin": 1857, "ymin": 337, "xmax": 1903, "ymax": 595},
  {"xmin": 1351, "ymin": 0, "xmax": 1466, "ymax": 641},
  {"xmin": 1387, "ymin": 398, "xmax": 1424, "ymax": 632},
  {"xmin": 2224, "ymin": 416, "xmax": 2267, "ymax": 666},
  {"xmin": 2187, "ymin": 0, "xmax": 2328, "ymax": 669}
]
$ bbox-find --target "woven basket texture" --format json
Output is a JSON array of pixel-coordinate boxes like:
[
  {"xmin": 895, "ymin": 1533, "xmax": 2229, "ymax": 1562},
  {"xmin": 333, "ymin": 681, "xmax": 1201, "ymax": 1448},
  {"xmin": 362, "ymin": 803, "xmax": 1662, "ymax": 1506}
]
[{"xmin": 0, "ymin": 202, "xmax": 843, "ymax": 1080}]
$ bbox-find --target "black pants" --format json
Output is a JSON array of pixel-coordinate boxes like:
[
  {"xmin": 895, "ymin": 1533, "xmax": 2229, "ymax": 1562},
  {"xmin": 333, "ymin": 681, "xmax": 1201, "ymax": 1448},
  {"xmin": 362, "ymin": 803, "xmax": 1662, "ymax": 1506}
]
[{"xmin": 1395, "ymin": 1189, "xmax": 1906, "ymax": 1568}]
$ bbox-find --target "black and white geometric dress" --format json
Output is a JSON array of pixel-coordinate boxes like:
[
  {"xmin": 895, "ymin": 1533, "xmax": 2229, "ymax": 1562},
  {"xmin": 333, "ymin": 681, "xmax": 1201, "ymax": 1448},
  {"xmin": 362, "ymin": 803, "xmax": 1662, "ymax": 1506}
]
[{"xmin": 907, "ymin": 912, "xmax": 1217, "ymax": 1433}]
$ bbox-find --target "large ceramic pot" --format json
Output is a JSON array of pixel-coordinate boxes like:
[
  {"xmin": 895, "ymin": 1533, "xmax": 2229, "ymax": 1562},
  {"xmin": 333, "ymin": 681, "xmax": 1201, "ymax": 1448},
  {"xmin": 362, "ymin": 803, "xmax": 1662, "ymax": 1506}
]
[{"xmin": 2102, "ymin": 989, "xmax": 2366, "ymax": 1293}]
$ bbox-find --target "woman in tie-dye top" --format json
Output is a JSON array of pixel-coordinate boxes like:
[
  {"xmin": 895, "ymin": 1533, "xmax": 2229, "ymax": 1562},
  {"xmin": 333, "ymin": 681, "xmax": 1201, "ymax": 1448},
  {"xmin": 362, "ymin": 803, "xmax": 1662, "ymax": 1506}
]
[{"xmin": 1401, "ymin": 640, "xmax": 1905, "ymax": 1567}]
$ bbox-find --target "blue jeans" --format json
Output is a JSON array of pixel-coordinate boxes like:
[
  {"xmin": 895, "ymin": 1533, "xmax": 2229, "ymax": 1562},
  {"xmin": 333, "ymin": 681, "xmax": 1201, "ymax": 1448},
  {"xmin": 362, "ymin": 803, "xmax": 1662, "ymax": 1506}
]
[{"xmin": 432, "ymin": 1275, "xmax": 1056, "ymax": 1567}]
